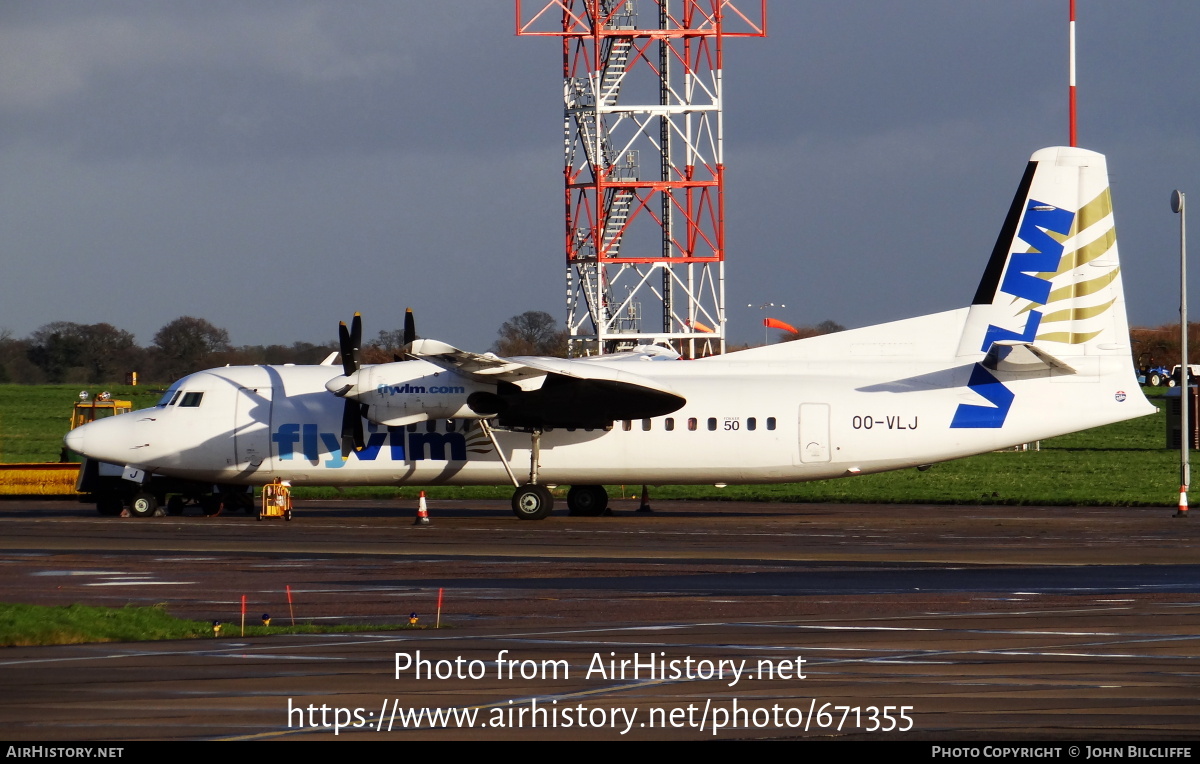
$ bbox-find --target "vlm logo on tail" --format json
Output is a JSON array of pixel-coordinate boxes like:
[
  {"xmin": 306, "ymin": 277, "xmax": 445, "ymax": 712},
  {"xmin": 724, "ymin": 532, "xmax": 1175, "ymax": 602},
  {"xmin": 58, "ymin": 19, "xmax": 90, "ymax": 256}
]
[
  {"xmin": 979, "ymin": 200, "xmax": 1075, "ymax": 351},
  {"xmin": 952, "ymin": 153, "xmax": 1094, "ymax": 430}
]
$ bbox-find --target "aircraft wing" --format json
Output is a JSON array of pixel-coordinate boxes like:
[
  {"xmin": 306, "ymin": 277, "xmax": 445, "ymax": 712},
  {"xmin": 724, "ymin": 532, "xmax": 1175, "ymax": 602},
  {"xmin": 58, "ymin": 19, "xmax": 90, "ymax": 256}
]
[
  {"xmin": 407, "ymin": 339, "xmax": 686, "ymax": 428},
  {"xmin": 406, "ymin": 339, "xmax": 547, "ymax": 387}
]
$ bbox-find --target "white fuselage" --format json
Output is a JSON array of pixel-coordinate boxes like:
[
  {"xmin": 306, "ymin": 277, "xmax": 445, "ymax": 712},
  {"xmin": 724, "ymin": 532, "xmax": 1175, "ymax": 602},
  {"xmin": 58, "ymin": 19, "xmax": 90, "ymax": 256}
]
[
  {"xmin": 65, "ymin": 309, "xmax": 1152, "ymax": 488},
  {"xmin": 62, "ymin": 146, "xmax": 1157, "ymax": 502}
]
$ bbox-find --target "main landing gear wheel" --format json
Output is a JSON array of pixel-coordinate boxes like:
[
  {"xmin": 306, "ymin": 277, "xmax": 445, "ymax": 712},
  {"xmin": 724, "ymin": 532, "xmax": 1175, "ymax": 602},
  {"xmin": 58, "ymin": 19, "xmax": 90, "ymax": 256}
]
[
  {"xmin": 567, "ymin": 485, "xmax": 608, "ymax": 517},
  {"xmin": 96, "ymin": 495, "xmax": 123, "ymax": 516},
  {"xmin": 129, "ymin": 491, "xmax": 158, "ymax": 518},
  {"xmin": 222, "ymin": 488, "xmax": 255, "ymax": 515},
  {"xmin": 199, "ymin": 495, "xmax": 222, "ymax": 516},
  {"xmin": 511, "ymin": 484, "xmax": 554, "ymax": 520},
  {"xmin": 166, "ymin": 495, "xmax": 185, "ymax": 516}
]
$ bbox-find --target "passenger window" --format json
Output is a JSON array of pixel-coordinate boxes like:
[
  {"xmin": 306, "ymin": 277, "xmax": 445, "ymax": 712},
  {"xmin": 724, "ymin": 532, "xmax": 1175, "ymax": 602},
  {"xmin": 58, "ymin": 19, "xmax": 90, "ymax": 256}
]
[
  {"xmin": 747, "ymin": 417, "xmax": 757, "ymax": 431},
  {"xmin": 425, "ymin": 420, "xmax": 437, "ymax": 433},
  {"xmin": 179, "ymin": 392, "xmax": 204, "ymax": 408},
  {"xmin": 665, "ymin": 418, "xmax": 675, "ymax": 431},
  {"xmin": 707, "ymin": 417, "xmax": 717, "ymax": 431},
  {"xmin": 687, "ymin": 417, "xmax": 697, "ymax": 431},
  {"xmin": 622, "ymin": 420, "xmax": 632, "ymax": 431},
  {"xmin": 445, "ymin": 420, "xmax": 456, "ymax": 432},
  {"xmin": 642, "ymin": 419, "xmax": 652, "ymax": 431},
  {"xmin": 767, "ymin": 417, "xmax": 777, "ymax": 431}
]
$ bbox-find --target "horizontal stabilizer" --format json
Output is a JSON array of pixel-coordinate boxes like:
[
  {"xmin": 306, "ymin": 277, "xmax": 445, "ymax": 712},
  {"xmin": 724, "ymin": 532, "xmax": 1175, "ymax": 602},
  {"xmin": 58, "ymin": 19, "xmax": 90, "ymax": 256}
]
[{"xmin": 981, "ymin": 342, "xmax": 1076, "ymax": 375}]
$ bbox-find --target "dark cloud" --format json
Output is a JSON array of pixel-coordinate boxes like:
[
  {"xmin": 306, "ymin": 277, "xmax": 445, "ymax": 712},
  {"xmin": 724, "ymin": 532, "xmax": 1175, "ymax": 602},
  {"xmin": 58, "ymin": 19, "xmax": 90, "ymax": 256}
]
[
  {"xmin": 1, "ymin": 1, "xmax": 1198, "ymax": 352},
  {"xmin": 0, "ymin": 2, "xmax": 554, "ymax": 161}
]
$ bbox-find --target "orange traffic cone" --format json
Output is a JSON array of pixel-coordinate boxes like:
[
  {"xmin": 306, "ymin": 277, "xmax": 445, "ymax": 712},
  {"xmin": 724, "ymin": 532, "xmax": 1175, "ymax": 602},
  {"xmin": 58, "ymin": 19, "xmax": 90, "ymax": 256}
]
[
  {"xmin": 414, "ymin": 491, "xmax": 431, "ymax": 526},
  {"xmin": 637, "ymin": 484, "xmax": 652, "ymax": 513},
  {"xmin": 1177, "ymin": 485, "xmax": 1189, "ymax": 518}
]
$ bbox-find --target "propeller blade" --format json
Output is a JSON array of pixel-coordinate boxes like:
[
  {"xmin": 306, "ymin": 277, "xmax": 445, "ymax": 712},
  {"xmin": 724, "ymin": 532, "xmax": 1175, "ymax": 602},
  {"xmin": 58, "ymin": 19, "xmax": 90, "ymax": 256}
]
[
  {"xmin": 338, "ymin": 312, "xmax": 363, "ymax": 377},
  {"xmin": 340, "ymin": 398, "xmax": 365, "ymax": 457},
  {"xmin": 404, "ymin": 308, "xmax": 417, "ymax": 346},
  {"xmin": 401, "ymin": 308, "xmax": 417, "ymax": 360},
  {"xmin": 351, "ymin": 312, "xmax": 362, "ymax": 355},
  {"xmin": 338, "ymin": 323, "xmax": 352, "ymax": 376}
]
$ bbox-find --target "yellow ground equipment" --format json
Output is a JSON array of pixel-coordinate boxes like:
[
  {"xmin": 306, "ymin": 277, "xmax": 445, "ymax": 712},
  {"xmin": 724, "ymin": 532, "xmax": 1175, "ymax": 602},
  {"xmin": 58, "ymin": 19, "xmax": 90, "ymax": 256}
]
[
  {"xmin": 260, "ymin": 480, "xmax": 292, "ymax": 521},
  {"xmin": 69, "ymin": 394, "xmax": 134, "ymax": 432},
  {"xmin": 1, "ymin": 393, "xmax": 136, "ymax": 497},
  {"xmin": 0, "ymin": 463, "xmax": 80, "ymax": 496}
]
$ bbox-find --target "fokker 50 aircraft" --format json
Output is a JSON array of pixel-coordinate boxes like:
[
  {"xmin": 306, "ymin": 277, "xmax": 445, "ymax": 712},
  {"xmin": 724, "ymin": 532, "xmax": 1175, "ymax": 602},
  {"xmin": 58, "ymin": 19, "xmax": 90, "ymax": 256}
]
[{"xmin": 66, "ymin": 147, "xmax": 1155, "ymax": 519}]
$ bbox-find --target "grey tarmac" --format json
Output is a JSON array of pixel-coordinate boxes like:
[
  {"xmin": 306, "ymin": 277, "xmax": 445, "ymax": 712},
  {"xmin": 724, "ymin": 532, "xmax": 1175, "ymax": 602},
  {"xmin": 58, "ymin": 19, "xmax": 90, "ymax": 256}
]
[{"xmin": 0, "ymin": 499, "xmax": 1197, "ymax": 741}]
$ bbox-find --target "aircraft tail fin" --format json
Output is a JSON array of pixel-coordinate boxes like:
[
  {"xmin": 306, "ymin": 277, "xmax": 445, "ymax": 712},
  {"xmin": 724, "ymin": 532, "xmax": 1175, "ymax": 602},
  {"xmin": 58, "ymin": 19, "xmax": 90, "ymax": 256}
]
[{"xmin": 958, "ymin": 147, "xmax": 1130, "ymax": 360}]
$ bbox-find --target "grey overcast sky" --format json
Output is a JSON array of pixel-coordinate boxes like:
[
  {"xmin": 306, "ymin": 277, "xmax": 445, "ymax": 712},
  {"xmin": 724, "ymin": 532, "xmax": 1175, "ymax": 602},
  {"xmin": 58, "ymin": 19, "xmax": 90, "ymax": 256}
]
[{"xmin": 2, "ymin": 2, "xmax": 1198, "ymax": 351}]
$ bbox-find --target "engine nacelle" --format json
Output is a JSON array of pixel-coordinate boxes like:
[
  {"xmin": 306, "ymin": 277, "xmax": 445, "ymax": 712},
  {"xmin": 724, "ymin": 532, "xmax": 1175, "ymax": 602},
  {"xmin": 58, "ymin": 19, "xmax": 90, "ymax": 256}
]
[{"xmin": 355, "ymin": 364, "xmax": 493, "ymax": 427}]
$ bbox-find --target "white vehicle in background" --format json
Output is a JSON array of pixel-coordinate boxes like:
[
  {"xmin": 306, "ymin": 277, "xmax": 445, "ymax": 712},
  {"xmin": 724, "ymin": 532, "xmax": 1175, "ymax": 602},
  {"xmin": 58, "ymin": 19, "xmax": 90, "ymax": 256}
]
[{"xmin": 1170, "ymin": 365, "xmax": 1200, "ymax": 387}]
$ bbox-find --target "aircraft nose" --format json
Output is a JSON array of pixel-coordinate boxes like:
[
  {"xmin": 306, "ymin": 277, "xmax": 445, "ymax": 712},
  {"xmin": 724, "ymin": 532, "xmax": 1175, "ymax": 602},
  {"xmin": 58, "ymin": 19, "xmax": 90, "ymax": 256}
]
[
  {"xmin": 62, "ymin": 426, "xmax": 86, "ymax": 456},
  {"xmin": 63, "ymin": 414, "xmax": 141, "ymax": 464}
]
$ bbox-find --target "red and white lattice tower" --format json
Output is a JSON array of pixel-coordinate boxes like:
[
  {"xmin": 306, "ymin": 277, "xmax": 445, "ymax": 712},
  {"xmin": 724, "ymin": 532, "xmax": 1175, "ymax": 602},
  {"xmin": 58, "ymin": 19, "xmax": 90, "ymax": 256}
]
[{"xmin": 517, "ymin": 1, "xmax": 766, "ymax": 356}]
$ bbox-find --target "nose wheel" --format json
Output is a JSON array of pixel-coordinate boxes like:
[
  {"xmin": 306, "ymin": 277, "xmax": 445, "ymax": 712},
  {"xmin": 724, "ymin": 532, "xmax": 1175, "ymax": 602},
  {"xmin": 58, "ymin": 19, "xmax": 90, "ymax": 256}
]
[
  {"xmin": 480, "ymin": 420, "xmax": 557, "ymax": 521},
  {"xmin": 511, "ymin": 484, "xmax": 553, "ymax": 520},
  {"xmin": 129, "ymin": 490, "xmax": 160, "ymax": 518}
]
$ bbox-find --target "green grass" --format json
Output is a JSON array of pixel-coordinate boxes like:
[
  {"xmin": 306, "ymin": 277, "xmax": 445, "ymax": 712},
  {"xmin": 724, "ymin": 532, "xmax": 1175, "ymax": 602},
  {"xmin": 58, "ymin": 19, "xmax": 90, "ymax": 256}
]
[
  {"xmin": 0, "ymin": 384, "xmax": 164, "ymax": 462},
  {"xmin": 0, "ymin": 602, "xmax": 422, "ymax": 647},
  {"xmin": 0, "ymin": 384, "xmax": 1184, "ymax": 506}
]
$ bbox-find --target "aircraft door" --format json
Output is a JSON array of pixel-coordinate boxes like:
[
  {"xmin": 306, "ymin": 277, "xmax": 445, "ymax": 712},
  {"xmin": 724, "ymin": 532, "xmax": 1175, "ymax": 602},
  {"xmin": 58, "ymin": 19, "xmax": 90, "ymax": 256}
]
[
  {"xmin": 797, "ymin": 403, "xmax": 831, "ymax": 464},
  {"xmin": 234, "ymin": 386, "xmax": 273, "ymax": 470}
]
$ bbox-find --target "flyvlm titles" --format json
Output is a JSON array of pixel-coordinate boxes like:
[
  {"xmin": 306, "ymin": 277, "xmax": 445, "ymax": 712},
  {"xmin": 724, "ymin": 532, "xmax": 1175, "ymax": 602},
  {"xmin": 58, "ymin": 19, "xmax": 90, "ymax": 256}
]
[{"xmin": 271, "ymin": 423, "xmax": 470, "ymax": 467}]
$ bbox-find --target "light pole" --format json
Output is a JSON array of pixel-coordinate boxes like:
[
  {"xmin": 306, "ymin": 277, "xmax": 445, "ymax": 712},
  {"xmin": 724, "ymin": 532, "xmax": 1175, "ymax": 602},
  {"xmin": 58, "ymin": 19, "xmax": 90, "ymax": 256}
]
[
  {"xmin": 750, "ymin": 303, "xmax": 785, "ymax": 345},
  {"xmin": 1173, "ymin": 189, "xmax": 1189, "ymax": 517}
]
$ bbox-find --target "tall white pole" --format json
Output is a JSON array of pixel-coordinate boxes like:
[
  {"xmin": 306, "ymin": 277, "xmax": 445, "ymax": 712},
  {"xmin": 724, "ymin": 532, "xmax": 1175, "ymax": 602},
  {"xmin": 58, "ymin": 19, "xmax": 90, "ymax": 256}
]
[
  {"xmin": 1174, "ymin": 190, "xmax": 1188, "ymax": 517},
  {"xmin": 1069, "ymin": 0, "xmax": 1077, "ymax": 147}
]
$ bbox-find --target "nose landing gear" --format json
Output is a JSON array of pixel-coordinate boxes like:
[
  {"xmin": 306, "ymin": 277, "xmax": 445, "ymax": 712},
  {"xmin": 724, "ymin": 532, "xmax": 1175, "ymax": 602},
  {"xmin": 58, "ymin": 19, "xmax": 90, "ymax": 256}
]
[{"xmin": 511, "ymin": 483, "xmax": 553, "ymax": 520}]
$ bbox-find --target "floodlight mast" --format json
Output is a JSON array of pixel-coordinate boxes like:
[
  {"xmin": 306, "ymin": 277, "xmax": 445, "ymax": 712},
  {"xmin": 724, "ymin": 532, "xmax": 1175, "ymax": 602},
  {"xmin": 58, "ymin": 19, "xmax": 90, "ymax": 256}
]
[
  {"xmin": 1173, "ymin": 189, "xmax": 1189, "ymax": 517},
  {"xmin": 516, "ymin": 0, "xmax": 766, "ymax": 357}
]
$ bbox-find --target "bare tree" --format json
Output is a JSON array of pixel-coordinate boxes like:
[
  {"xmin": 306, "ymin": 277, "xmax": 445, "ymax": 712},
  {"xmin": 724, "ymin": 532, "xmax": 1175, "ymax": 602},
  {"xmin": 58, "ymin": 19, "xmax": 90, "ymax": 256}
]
[
  {"xmin": 782, "ymin": 319, "xmax": 845, "ymax": 343},
  {"xmin": 151, "ymin": 316, "xmax": 232, "ymax": 379},
  {"xmin": 361, "ymin": 328, "xmax": 408, "ymax": 364},
  {"xmin": 28, "ymin": 322, "xmax": 138, "ymax": 382},
  {"xmin": 493, "ymin": 311, "xmax": 568, "ymax": 357}
]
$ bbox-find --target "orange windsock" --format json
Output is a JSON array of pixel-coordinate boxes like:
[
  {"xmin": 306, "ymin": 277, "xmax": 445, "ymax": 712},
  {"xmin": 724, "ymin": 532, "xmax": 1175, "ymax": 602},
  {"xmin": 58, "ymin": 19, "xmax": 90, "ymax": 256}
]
[
  {"xmin": 763, "ymin": 317, "xmax": 798, "ymax": 333},
  {"xmin": 686, "ymin": 319, "xmax": 715, "ymax": 333}
]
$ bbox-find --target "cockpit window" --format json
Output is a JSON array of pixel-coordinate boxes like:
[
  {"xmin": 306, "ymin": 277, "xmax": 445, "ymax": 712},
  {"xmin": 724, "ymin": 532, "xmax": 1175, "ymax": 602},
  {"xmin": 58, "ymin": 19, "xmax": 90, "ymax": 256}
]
[
  {"xmin": 178, "ymin": 392, "xmax": 205, "ymax": 408},
  {"xmin": 157, "ymin": 389, "xmax": 182, "ymax": 407}
]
